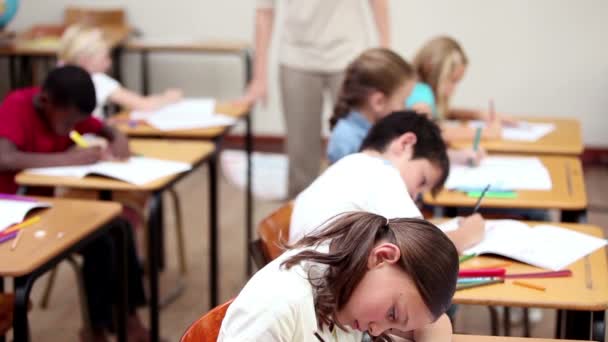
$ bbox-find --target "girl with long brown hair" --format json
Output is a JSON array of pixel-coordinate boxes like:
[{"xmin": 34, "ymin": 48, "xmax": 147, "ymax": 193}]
[{"xmin": 219, "ymin": 212, "xmax": 459, "ymax": 341}]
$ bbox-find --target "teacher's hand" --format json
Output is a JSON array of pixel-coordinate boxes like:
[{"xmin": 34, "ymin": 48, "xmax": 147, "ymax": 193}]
[{"xmin": 234, "ymin": 78, "xmax": 268, "ymax": 107}]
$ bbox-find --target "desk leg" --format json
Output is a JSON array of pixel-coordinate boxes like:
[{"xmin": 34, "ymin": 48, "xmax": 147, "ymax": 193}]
[
  {"xmin": 111, "ymin": 219, "xmax": 128, "ymax": 342},
  {"xmin": 503, "ymin": 307, "xmax": 511, "ymax": 336},
  {"xmin": 13, "ymin": 275, "xmax": 34, "ymax": 342},
  {"xmin": 561, "ymin": 209, "xmax": 587, "ymax": 223},
  {"xmin": 208, "ymin": 153, "xmax": 219, "ymax": 308},
  {"xmin": 562, "ymin": 310, "xmax": 598, "ymax": 340},
  {"xmin": 245, "ymin": 111, "xmax": 253, "ymax": 277},
  {"xmin": 8, "ymin": 56, "xmax": 17, "ymax": 90},
  {"xmin": 147, "ymin": 193, "xmax": 162, "ymax": 342},
  {"xmin": 141, "ymin": 50, "xmax": 150, "ymax": 95},
  {"xmin": 523, "ymin": 308, "xmax": 531, "ymax": 337}
]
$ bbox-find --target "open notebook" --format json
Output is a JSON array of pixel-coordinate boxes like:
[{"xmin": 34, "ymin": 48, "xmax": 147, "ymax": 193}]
[
  {"xmin": 0, "ymin": 196, "xmax": 51, "ymax": 232},
  {"xmin": 468, "ymin": 120, "xmax": 556, "ymax": 142},
  {"xmin": 131, "ymin": 98, "xmax": 236, "ymax": 131},
  {"xmin": 439, "ymin": 219, "xmax": 607, "ymax": 271},
  {"xmin": 26, "ymin": 157, "xmax": 192, "ymax": 186},
  {"xmin": 444, "ymin": 156, "xmax": 552, "ymax": 191}
]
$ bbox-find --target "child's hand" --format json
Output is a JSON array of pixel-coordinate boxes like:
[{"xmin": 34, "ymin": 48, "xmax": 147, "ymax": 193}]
[
  {"xmin": 163, "ymin": 88, "xmax": 183, "ymax": 103},
  {"xmin": 458, "ymin": 213, "xmax": 485, "ymax": 249},
  {"xmin": 108, "ymin": 132, "xmax": 131, "ymax": 160},
  {"xmin": 485, "ymin": 118, "xmax": 502, "ymax": 139},
  {"xmin": 448, "ymin": 148, "xmax": 486, "ymax": 166},
  {"xmin": 65, "ymin": 146, "xmax": 103, "ymax": 165}
]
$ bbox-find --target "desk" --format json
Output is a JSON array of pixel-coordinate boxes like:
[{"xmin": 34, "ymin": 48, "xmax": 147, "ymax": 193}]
[
  {"xmin": 0, "ymin": 198, "xmax": 127, "ymax": 342},
  {"xmin": 16, "ymin": 139, "xmax": 215, "ymax": 342},
  {"xmin": 449, "ymin": 222, "xmax": 607, "ymax": 341},
  {"xmin": 113, "ymin": 101, "xmax": 255, "ymax": 275},
  {"xmin": 449, "ymin": 117, "xmax": 583, "ymax": 156},
  {"xmin": 423, "ymin": 156, "xmax": 587, "ymax": 222},
  {"xmin": 453, "ymin": 336, "xmax": 587, "ymax": 342},
  {"xmin": 0, "ymin": 24, "xmax": 131, "ymax": 88}
]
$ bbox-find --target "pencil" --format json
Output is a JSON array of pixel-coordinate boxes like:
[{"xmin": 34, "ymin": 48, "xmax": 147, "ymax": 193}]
[
  {"xmin": 4, "ymin": 216, "xmax": 41, "ymax": 234},
  {"xmin": 473, "ymin": 127, "xmax": 482, "ymax": 151},
  {"xmin": 459, "ymin": 254, "xmax": 477, "ymax": 264},
  {"xmin": 11, "ymin": 230, "xmax": 23, "ymax": 251},
  {"xmin": 69, "ymin": 130, "xmax": 89, "ymax": 148},
  {"xmin": 513, "ymin": 280, "xmax": 546, "ymax": 292},
  {"xmin": 472, "ymin": 184, "xmax": 491, "ymax": 213},
  {"xmin": 457, "ymin": 279, "xmax": 504, "ymax": 291}
]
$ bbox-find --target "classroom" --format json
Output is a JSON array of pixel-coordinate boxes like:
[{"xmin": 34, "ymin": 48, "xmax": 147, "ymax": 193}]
[{"xmin": 0, "ymin": 0, "xmax": 607, "ymax": 341}]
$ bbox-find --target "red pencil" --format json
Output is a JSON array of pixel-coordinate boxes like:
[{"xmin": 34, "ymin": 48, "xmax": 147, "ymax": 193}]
[{"xmin": 459, "ymin": 268, "xmax": 506, "ymax": 278}]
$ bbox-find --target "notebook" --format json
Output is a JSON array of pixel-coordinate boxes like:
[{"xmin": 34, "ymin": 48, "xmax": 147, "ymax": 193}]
[
  {"xmin": 444, "ymin": 156, "xmax": 552, "ymax": 191},
  {"xmin": 450, "ymin": 219, "xmax": 607, "ymax": 271},
  {"xmin": 131, "ymin": 98, "xmax": 236, "ymax": 131},
  {"xmin": 468, "ymin": 120, "xmax": 556, "ymax": 142},
  {"xmin": 0, "ymin": 196, "xmax": 51, "ymax": 232},
  {"xmin": 26, "ymin": 157, "xmax": 192, "ymax": 186}
]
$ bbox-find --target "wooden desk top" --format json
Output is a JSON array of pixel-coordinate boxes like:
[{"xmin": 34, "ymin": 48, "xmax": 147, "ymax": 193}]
[
  {"xmin": 453, "ymin": 335, "xmax": 586, "ymax": 342},
  {"xmin": 449, "ymin": 117, "xmax": 583, "ymax": 156},
  {"xmin": 448, "ymin": 222, "xmax": 608, "ymax": 311},
  {"xmin": 16, "ymin": 139, "xmax": 214, "ymax": 191},
  {"xmin": 0, "ymin": 24, "xmax": 131, "ymax": 56},
  {"xmin": 423, "ymin": 155, "xmax": 587, "ymax": 210},
  {"xmin": 125, "ymin": 39, "xmax": 249, "ymax": 54},
  {"xmin": 112, "ymin": 102, "xmax": 250, "ymax": 139},
  {"xmin": 0, "ymin": 197, "xmax": 121, "ymax": 277}
]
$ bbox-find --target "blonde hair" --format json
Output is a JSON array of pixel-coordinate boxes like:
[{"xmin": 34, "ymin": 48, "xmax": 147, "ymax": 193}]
[
  {"xmin": 330, "ymin": 48, "xmax": 415, "ymax": 129},
  {"xmin": 413, "ymin": 36, "xmax": 468, "ymax": 119},
  {"xmin": 58, "ymin": 25, "xmax": 109, "ymax": 64}
]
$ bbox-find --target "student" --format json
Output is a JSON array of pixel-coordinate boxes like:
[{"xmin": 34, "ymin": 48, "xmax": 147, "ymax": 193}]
[
  {"xmin": 58, "ymin": 25, "xmax": 182, "ymax": 119},
  {"xmin": 0, "ymin": 66, "xmax": 149, "ymax": 342},
  {"xmin": 293, "ymin": 111, "xmax": 485, "ymax": 253},
  {"xmin": 408, "ymin": 36, "xmax": 514, "ymax": 141},
  {"xmin": 327, "ymin": 48, "xmax": 484, "ymax": 166},
  {"xmin": 219, "ymin": 211, "xmax": 458, "ymax": 341}
]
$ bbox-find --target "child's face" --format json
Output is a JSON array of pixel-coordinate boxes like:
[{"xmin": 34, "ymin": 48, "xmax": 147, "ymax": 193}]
[
  {"xmin": 439, "ymin": 64, "xmax": 466, "ymax": 98},
  {"xmin": 39, "ymin": 94, "xmax": 90, "ymax": 135},
  {"xmin": 369, "ymin": 80, "xmax": 414, "ymax": 121},
  {"xmin": 80, "ymin": 49, "xmax": 112, "ymax": 74},
  {"xmin": 397, "ymin": 158, "xmax": 443, "ymax": 199},
  {"xmin": 335, "ymin": 243, "xmax": 434, "ymax": 336}
]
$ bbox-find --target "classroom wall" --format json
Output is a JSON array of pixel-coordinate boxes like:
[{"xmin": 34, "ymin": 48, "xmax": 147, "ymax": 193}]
[{"xmin": 3, "ymin": 0, "xmax": 608, "ymax": 146}]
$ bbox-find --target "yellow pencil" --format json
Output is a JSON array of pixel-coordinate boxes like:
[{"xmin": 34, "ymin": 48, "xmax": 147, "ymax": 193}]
[
  {"xmin": 69, "ymin": 130, "xmax": 89, "ymax": 148},
  {"xmin": 4, "ymin": 216, "xmax": 41, "ymax": 234},
  {"xmin": 513, "ymin": 280, "xmax": 546, "ymax": 292},
  {"xmin": 11, "ymin": 230, "xmax": 24, "ymax": 251}
]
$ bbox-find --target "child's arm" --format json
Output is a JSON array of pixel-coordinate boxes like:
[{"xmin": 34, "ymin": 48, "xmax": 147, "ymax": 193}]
[
  {"xmin": 445, "ymin": 213, "xmax": 485, "ymax": 254},
  {"xmin": 109, "ymin": 87, "xmax": 182, "ymax": 112},
  {"xmin": 0, "ymin": 138, "xmax": 103, "ymax": 171},
  {"xmin": 97, "ymin": 125, "xmax": 130, "ymax": 160},
  {"xmin": 447, "ymin": 147, "xmax": 486, "ymax": 166},
  {"xmin": 412, "ymin": 314, "xmax": 452, "ymax": 342},
  {"xmin": 449, "ymin": 108, "xmax": 517, "ymax": 125}
]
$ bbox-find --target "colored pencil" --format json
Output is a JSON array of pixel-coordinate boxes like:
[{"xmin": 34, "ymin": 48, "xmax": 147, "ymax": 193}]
[
  {"xmin": 459, "ymin": 254, "xmax": 477, "ymax": 263},
  {"xmin": 457, "ymin": 279, "xmax": 504, "ymax": 291},
  {"xmin": 472, "ymin": 184, "xmax": 491, "ymax": 213},
  {"xmin": 459, "ymin": 268, "xmax": 506, "ymax": 278},
  {"xmin": 10, "ymin": 230, "xmax": 23, "ymax": 251},
  {"xmin": 503, "ymin": 270, "xmax": 572, "ymax": 279},
  {"xmin": 3, "ymin": 216, "xmax": 41, "ymax": 235},
  {"xmin": 69, "ymin": 130, "xmax": 89, "ymax": 148},
  {"xmin": 513, "ymin": 280, "xmax": 546, "ymax": 292}
]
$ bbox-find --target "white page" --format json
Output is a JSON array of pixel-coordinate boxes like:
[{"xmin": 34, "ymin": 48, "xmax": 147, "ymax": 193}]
[
  {"xmin": 436, "ymin": 217, "xmax": 461, "ymax": 233},
  {"xmin": 465, "ymin": 221, "xmax": 607, "ymax": 271},
  {"xmin": 131, "ymin": 98, "xmax": 216, "ymax": 121},
  {"xmin": 89, "ymin": 157, "xmax": 192, "ymax": 185},
  {"xmin": 146, "ymin": 112, "xmax": 236, "ymax": 131},
  {"xmin": 444, "ymin": 156, "xmax": 552, "ymax": 191},
  {"xmin": 0, "ymin": 199, "xmax": 51, "ymax": 231},
  {"xmin": 27, "ymin": 157, "xmax": 192, "ymax": 185},
  {"xmin": 469, "ymin": 121, "xmax": 556, "ymax": 142}
]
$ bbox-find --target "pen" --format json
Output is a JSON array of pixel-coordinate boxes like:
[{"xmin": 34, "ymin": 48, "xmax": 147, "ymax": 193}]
[{"xmin": 472, "ymin": 184, "xmax": 491, "ymax": 213}]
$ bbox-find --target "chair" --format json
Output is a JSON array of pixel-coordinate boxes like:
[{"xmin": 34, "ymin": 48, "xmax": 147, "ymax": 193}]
[
  {"xmin": 249, "ymin": 202, "xmax": 293, "ymax": 268},
  {"xmin": 180, "ymin": 299, "xmax": 234, "ymax": 342}
]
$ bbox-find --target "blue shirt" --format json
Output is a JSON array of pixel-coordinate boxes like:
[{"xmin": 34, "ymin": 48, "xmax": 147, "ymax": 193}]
[
  {"xmin": 326, "ymin": 111, "xmax": 372, "ymax": 164},
  {"xmin": 405, "ymin": 82, "xmax": 437, "ymax": 118}
]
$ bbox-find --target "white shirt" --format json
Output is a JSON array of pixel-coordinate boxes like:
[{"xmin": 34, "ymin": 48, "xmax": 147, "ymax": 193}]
[
  {"xmin": 91, "ymin": 72, "xmax": 120, "ymax": 119},
  {"xmin": 290, "ymin": 153, "xmax": 422, "ymax": 243},
  {"xmin": 256, "ymin": 0, "xmax": 375, "ymax": 72},
  {"xmin": 218, "ymin": 246, "xmax": 362, "ymax": 342}
]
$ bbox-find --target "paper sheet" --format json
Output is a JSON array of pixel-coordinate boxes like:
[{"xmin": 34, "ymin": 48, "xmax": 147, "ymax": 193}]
[
  {"xmin": 27, "ymin": 157, "xmax": 192, "ymax": 186},
  {"xmin": 0, "ymin": 199, "xmax": 51, "ymax": 232},
  {"xmin": 465, "ymin": 220, "xmax": 607, "ymax": 271},
  {"xmin": 444, "ymin": 156, "xmax": 552, "ymax": 191},
  {"xmin": 469, "ymin": 121, "xmax": 556, "ymax": 142},
  {"xmin": 131, "ymin": 98, "xmax": 216, "ymax": 120}
]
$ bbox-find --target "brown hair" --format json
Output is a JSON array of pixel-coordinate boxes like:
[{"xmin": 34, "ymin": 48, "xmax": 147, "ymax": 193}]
[
  {"xmin": 413, "ymin": 36, "xmax": 468, "ymax": 119},
  {"xmin": 330, "ymin": 48, "xmax": 415, "ymax": 129},
  {"xmin": 282, "ymin": 212, "xmax": 459, "ymax": 340}
]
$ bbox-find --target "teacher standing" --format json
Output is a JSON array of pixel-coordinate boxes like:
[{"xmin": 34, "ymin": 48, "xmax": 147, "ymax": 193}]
[{"xmin": 240, "ymin": 0, "xmax": 391, "ymax": 198}]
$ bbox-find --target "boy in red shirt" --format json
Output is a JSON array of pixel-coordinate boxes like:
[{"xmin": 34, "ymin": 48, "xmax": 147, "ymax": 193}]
[{"xmin": 0, "ymin": 66, "xmax": 149, "ymax": 341}]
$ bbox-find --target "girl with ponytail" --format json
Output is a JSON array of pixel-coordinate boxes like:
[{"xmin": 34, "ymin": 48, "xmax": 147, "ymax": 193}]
[
  {"xmin": 219, "ymin": 211, "xmax": 459, "ymax": 342},
  {"xmin": 327, "ymin": 48, "xmax": 416, "ymax": 164}
]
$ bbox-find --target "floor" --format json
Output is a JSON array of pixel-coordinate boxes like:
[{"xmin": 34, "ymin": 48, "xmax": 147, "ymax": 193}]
[{"xmin": 5, "ymin": 162, "xmax": 608, "ymax": 341}]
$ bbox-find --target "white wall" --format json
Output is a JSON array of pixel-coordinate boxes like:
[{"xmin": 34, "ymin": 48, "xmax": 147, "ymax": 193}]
[{"xmin": 4, "ymin": 0, "xmax": 608, "ymax": 146}]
